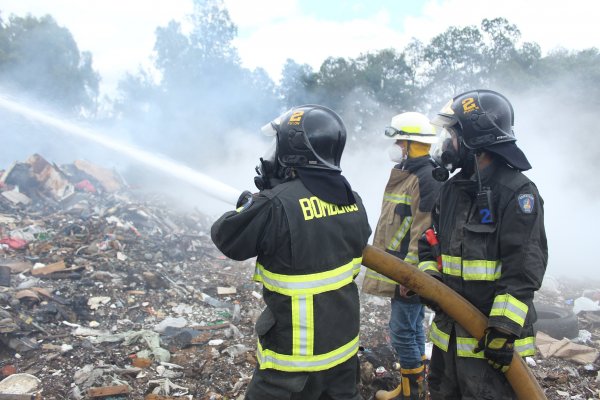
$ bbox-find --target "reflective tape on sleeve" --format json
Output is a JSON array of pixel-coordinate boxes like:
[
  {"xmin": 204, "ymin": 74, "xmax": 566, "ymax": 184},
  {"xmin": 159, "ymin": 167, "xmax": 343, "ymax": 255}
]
[
  {"xmin": 387, "ymin": 216, "xmax": 413, "ymax": 251},
  {"xmin": 515, "ymin": 336, "xmax": 535, "ymax": 356},
  {"xmin": 490, "ymin": 294, "xmax": 528, "ymax": 327},
  {"xmin": 365, "ymin": 269, "xmax": 397, "ymax": 284},
  {"xmin": 418, "ymin": 261, "xmax": 439, "ymax": 274},
  {"xmin": 383, "ymin": 193, "xmax": 412, "ymax": 205},
  {"xmin": 404, "ymin": 252, "xmax": 418, "ymax": 265}
]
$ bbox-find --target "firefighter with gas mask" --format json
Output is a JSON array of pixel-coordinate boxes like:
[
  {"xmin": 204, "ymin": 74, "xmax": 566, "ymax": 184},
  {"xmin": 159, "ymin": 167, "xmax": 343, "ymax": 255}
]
[
  {"xmin": 211, "ymin": 105, "xmax": 371, "ymax": 400},
  {"xmin": 418, "ymin": 90, "xmax": 548, "ymax": 399},
  {"xmin": 362, "ymin": 112, "xmax": 441, "ymax": 399}
]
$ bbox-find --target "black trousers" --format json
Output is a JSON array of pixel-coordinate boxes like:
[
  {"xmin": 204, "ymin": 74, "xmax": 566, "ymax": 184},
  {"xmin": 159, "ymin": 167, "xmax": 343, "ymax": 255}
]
[
  {"xmin": 245, "ymin": 356, "xmax": 362, "ymax": 400},
  {"xmin": 428, "ymin": 334, "xmax": 516, "ymax": 400}
]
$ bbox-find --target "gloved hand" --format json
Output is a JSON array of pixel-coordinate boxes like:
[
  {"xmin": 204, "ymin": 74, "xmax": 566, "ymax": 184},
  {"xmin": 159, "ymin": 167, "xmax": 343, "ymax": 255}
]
[
  {"xmin": 474, "ymin": 328, "xmax": 516, "ymax": 372},
  {"xmin": 236, "ymin": 190, "xmax": 253, "ymax": 210}
]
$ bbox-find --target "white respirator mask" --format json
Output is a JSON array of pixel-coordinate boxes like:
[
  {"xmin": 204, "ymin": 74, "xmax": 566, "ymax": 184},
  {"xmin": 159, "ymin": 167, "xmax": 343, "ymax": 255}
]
[{"xmin": 387, "ymin": 142, "xmax": 406, "ymax": 163}]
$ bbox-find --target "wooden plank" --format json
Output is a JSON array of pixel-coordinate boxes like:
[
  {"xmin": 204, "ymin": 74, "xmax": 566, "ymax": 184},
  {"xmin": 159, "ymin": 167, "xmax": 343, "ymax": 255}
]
[{"xmin": 87, "ymin": 384, "xmax": 130, "ymax": 397}]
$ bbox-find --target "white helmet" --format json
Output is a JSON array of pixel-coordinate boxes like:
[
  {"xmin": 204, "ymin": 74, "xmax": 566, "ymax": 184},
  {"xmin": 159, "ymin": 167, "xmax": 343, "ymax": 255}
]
[{"xmin": 384, "ymin": 112, "xmax": 437, "ymax": 144}]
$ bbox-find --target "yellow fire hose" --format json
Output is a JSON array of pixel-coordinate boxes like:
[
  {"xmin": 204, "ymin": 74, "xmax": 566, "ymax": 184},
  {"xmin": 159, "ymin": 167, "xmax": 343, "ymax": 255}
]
[{"xmin": 361, "ymin": 245, "xmax": 547, "ymax": 400}]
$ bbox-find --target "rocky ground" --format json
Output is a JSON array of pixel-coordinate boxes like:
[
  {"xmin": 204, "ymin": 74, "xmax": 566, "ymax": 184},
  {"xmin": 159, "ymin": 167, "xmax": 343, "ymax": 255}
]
[{"xmin": 0, "ymin": 155, "xmax": 599, "ymax": 399}]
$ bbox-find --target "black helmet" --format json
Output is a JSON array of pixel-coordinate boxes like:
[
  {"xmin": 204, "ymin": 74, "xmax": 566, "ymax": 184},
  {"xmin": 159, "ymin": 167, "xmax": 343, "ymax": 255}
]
[
  {"xmin": 432, "ymin": 90, "xmax": 531, "ymax": 171},
  {"xmin": 432, "ymin": 89, "xmax": 515, "ymax": 149},
  {"xmin": 263, "ymin": 104, "xmax": 347, "ymax": 171}
]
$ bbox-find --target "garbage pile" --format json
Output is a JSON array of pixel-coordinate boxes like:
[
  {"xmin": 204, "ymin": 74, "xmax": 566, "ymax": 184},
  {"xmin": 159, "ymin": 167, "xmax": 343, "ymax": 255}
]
[{"xmin": 0, "ymin": 154, "xmax": 598, "ymax": 399}]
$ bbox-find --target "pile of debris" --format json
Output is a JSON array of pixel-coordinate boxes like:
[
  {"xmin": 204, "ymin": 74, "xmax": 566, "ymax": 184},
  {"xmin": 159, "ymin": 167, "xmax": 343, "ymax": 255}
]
[{"xmin": 0, "ymin": 154, "xmax": 598, "ymax": 399}]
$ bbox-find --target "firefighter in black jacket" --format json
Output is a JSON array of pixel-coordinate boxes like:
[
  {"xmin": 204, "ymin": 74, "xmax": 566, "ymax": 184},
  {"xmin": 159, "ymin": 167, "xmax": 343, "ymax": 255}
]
[
  {"xmin": 418, "ymin": 90, "xmax": 548, "ymax": 399},
  {"xmin": 211, "ymin": 105, "xmax": 372, "ymax": 400}
]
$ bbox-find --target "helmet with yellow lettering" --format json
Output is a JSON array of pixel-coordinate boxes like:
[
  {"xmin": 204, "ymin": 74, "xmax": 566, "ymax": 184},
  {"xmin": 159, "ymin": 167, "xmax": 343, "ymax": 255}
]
[
  {"xmin": 431, "ymin": 89, "xmax": 531, "ymax": 171},
  {"xmin": 431, "ymin": 89, "xmax": 515, "ymax": 149},
  {"xmin": 261, "ymin": 104, "xmax": 346, "ymax": 171}
]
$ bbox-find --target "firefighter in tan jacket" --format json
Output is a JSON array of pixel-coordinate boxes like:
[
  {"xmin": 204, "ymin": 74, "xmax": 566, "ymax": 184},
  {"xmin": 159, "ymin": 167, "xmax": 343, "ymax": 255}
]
[{"xmin": 362, "ymin": 112, "xmax": 441, "ymax": 399}]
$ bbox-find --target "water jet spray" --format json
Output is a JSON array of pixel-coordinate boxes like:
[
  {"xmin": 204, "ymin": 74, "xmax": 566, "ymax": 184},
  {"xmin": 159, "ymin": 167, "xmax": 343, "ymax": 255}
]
[{"xmin": 0, "ymin": 94, "xmax": 240, "ymax": 205}]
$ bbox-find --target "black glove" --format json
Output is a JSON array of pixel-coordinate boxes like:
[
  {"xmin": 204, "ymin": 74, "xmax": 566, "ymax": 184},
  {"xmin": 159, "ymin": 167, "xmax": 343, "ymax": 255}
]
[
  {"xmin": 236, "ymin": 190, "xmax": 253, "ymax": 210},
  {"xmin": 474, "ymin": 328, "xmax": 516, "ymax": 372}
]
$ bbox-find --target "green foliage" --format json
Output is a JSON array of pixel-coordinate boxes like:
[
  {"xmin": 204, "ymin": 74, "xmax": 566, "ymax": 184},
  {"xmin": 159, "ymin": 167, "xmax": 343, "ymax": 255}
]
[
  {"xmin": 115, "ymin": 0, "xmax": 281, "ymax": 165},
  {"xmin": 0, "ymin": 14, "xmax": 99, "ymax": 114},
  {"xmin": 278, "ymin": 59, "xmax": 319, "ymax": 106}
]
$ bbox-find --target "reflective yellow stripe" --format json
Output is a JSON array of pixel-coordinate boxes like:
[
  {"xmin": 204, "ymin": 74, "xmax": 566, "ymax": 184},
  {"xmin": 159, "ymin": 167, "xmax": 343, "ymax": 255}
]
[
  {"xmin": 405, "ymin": 252, "xmax": 418, "ymax": 265},
  {"xmin": 383, "ymin": 193, "xmax": 412, "ymax": 205},
  {"xmin": 441, "ymin": 255, "xmax": 461, "ymax": 276},
  {"xmin": 387, "ymin": 216, "xmax": 413, "ymax": 251},
  {"xmin": 418, "ymin": 261, "xmax": 439, "ymax": 273},
  {"xmin": 253, "ymin": 257, "xmax": 362, "ymax": 296},
  {"xmin": 455, "ymin": 336, "xmax": 535, "ymax": 358},
  {"xmin": 490, "ymin": 294, "xmax": 528, "ymax": 327},
  {"xmin": 257, "ymin": 335, "xmax": 359, "ymax": 372},
  {"xmin": 292, "ymin": 295, "xmax": 314, "ymax": 356},
  {"xmin": 441, "ymin": 255, "xmax": 502, "ymax": 281},
  {"xmin": 462, "ymin": 259, "xmax": 501, "ymax": 281},
  {"xmin": 401, "ymin": 365, "xmax": 424, "ymax": 374},
  {"xmin": 515, "ymin": 337, "xmax": 535, "ymax": 356},
  {"xmin": 365, "ymin": 269, "xmax": 397, "ymax": 284},
  {"xmin": 429, "ymin": 322, "xmax": 449, "ymax": 351},
  {"xmin": 456, "ymin": 337, "xmax": 485, "ymax": 358}
]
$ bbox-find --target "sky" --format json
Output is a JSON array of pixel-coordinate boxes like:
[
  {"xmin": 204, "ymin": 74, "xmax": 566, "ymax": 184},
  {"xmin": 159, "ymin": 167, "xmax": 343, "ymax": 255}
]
[{"xmin": 0, "ymin": 0, "xmax": 597, "ymax": 97}]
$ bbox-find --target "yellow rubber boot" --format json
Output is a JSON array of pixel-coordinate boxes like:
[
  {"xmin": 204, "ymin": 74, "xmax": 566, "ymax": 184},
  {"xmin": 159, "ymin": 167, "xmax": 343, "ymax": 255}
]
[{"xmin": 400, "ymin": 365, "xmax": 427, "ymax": 400}]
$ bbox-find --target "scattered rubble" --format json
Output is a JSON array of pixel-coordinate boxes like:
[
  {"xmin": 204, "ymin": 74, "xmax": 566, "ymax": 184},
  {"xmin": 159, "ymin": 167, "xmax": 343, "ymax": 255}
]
[{"xmin": 0, "ymin": 154, "xmax": 598, "ymax": 399}]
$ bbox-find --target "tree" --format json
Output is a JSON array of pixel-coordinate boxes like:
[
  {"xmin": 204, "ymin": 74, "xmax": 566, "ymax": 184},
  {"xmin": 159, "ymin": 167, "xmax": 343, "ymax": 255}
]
[
  {"xmin": 0, "ymin": 14, "xmax": 99, "ymax": 114},
  {"xmin": 355, "ymin": 49, "xmax": 416, "ymax": 110},
  {"xmin": 424, "ymin": 25, "xmax": 486, "ymax": 100},
  {"xmin": 313, "ymin": 56, "xmax": 358, "ymax": 110},
  {"xmin": 117, "ymin": 0, "xmax": 280, "ymax": 165},
  {"xmin": 278, "ymin": 59, "xmax": 318, "ymax": 108}
]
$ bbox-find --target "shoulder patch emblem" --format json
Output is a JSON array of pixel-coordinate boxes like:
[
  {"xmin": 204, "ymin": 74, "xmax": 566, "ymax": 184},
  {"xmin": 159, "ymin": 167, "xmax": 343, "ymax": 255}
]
[{"xmin": 518, "ymin": 194, "xmax": 535, "ymax": 214}]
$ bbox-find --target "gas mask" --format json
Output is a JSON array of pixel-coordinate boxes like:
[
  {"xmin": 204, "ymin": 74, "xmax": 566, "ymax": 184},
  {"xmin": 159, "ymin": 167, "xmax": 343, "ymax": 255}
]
[
  {"xmin": 387, "ymin": 142, "xmax": 406, "ymax": 164},
  {"xmin": 431, "ymin": 127, "xmax": 474, "ymax": 181},
  {"xmin": 254, "ymin": 139, "xmax": 279, "ymax": 191}
]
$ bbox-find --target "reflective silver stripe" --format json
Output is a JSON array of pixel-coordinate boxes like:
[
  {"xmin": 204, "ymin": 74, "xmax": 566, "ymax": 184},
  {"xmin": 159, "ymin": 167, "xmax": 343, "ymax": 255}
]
[
  {"xmin": 456, "ymin": 337, "xmax": 485, "ymax": 358},
  {"xmin": 515, "ymin": 337, "xmax": 535, "ymax": 356},
  {"xmin": 462, "ymin": 260, "xmax": 501, "ymax": 281},
  {"xmin": 365, "ymin": 269, "xmax": 397, "ymax": 284},
  {"xmin": 405, "ymin": 252, "xmax": 418, "ymax": 265},
  {"xmin": 490, "ymin": 294, "xmax": 528, "ymax": 327},
  {"xmin": 253, "ymin": 258, "xmax": 362, "ymax": 296},
  {"xmin": 441, "ymin": 255, "xmax": 461, "ymax": 276},
  {"xmin": 297, "ymin": 296, "xmax": 307, "ymax": 356},
  {"xmin": 383, "ymin": 193, "xmax": 412, "ymax": 205},
  {"xmin": 257, "ymin": 335, "xmax": 359, "ymax": 371},
  {"xmin": 418, "ymin": 261, "xmax": 439, "ymax": 273},
  {"xmin": 387, "ymin": 216, "xmax": 413, "ymax": 251},
  {"xmin": 429, "ymin": 322, "xmax": 449, "ymax": 351}
]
